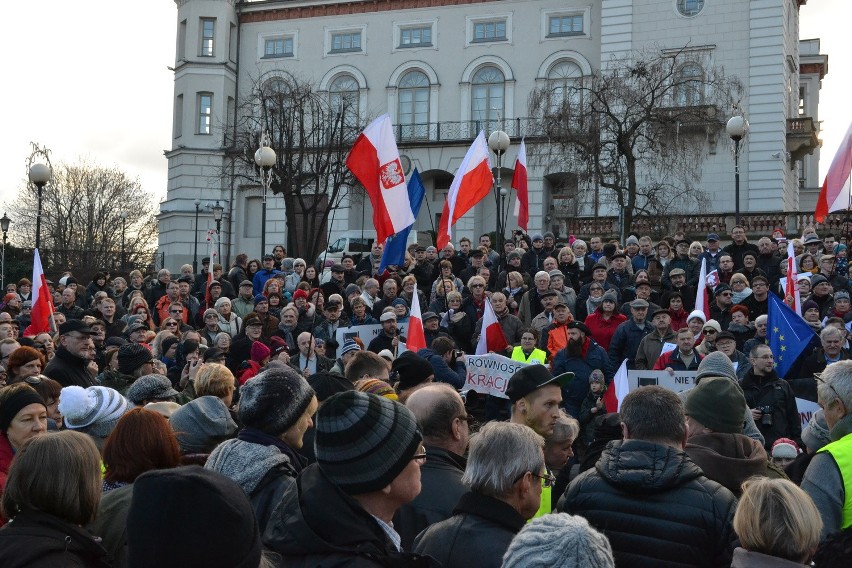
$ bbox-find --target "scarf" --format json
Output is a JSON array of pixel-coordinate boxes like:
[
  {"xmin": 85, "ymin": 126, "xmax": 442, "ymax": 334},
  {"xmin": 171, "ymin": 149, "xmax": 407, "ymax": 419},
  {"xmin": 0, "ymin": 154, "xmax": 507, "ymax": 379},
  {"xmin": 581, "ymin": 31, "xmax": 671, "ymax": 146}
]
[{"xmin": 238, "ymin": 427, "xmax": 307, "ymax": 474}]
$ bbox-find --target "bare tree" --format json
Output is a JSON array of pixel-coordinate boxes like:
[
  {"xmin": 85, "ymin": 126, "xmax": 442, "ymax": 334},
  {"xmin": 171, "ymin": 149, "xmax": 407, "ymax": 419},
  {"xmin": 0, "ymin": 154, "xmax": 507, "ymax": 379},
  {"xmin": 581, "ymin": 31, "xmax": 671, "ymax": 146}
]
[
  {"xmin": 228, "ymin": 72, "xmax": 362, "ymax": 261},
  {"xmin": 9, "ymin": 149, "xmax": 159, "ymax": 275},
  {"xmin": 528, "ymin": 45, "xmax": 744, "ymax": 239}
]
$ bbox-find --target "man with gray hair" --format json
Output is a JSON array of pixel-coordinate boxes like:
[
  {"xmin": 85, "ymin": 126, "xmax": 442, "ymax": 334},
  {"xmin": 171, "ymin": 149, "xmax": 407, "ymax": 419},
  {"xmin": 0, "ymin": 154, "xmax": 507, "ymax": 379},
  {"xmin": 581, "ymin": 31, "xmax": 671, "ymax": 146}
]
[
  {"xmin": 413, "ymin": 422, "xmax": 546, "ymax": 567},
  {"xmin": 518, "ymin": 271, "xmax": 553, "ymax": 326},
  {"xmin": 795, "ymin": 325, "xmax": 850, "ymax": 401},
  {"xmin": 558, "ymin": 385, "xmax": 737, "ymax": 566},
  {"xmin": 394, "ymin": 384, "xmax": 470, "ymax": 550},
  {"xmin": 802, "ymin": 359, "xmax": 852, "ymax": 537}
]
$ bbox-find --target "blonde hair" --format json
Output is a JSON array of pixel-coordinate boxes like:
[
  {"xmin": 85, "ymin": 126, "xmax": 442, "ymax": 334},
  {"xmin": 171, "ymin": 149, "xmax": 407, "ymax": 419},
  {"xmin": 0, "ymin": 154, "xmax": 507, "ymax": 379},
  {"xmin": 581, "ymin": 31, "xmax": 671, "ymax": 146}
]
[
  {"xmin": 195, "ymin": 364, "xmax": 236, "ymax": 399},
  {"xmin": 733, "ymin": 478, "xmax": 822, "ymax": 563},
  {"xmin": 730, "ymin": 273, "xmax": 749, "ymax": 286}
]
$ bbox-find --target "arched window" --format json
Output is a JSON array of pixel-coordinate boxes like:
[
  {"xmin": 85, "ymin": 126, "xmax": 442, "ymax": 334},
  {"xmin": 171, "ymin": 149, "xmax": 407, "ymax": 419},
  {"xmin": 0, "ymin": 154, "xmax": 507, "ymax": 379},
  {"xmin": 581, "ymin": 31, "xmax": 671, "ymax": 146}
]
[
  {"xmin": 471, "ymin": 66, "xmax": 504, "ymax": 125},
  {"xmin": 398, "ymin": 70, "xmax": 430, "ymax": 140},
  {"xmin": 329, "ymin": 74, "xmax": 360, "ymax": 131},
  {"xmin": 674, "ymin": 63, "xmax": 703, "ymax": 107},
  {"xmin": 547, "ymin": 60, "xmax": 583, "ymax": 113}
]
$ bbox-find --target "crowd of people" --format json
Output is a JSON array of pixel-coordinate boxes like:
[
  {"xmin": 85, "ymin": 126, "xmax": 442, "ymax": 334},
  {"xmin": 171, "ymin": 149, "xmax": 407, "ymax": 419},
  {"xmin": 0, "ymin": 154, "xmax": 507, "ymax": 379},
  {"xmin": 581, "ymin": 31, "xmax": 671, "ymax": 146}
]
[{"xmin": 0, "ymin": 226, "xmax": 851, "ymax": 566}]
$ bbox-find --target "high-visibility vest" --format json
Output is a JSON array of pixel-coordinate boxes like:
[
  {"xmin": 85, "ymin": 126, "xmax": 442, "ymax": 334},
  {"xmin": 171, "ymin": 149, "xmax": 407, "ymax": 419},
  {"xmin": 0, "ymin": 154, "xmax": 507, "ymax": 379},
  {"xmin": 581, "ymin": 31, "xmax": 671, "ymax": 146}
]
[
  {"xmin": 511, "ymin": 346, "xmax": 547, "ymax": 365},
  {"xmin": 818, "ymin": 433, "xmax": 852, "ymax": 529}
]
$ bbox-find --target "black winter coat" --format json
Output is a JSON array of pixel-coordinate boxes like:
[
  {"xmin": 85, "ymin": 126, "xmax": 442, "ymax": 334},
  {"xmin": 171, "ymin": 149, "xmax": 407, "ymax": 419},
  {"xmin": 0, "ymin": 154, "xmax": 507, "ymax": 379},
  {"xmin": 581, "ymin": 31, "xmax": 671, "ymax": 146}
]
[
  {"xmin": 43, "ymin": 347, "xmax": 96, "ymax": 388},
  {"xmin": 739, "ymin": 369, "xmax": 802, "ymax": 449},
  {"xmin": 558, "ymin": 439, "xmax": 737, "ymax": 568},
  {"xmin": 393, "ymin": 446, "xmax": 467, "ymax": 550},
  {"xmin": 412, "ymin": 491, "xmax": 526, "ymax": 568},
  {"xmin": 263, "ymin": 464, "xmax": 439, "ymax": 567},
  {"xmin": 607, "ymin": 319, "xmax": 654, "ymax": 370},
  {"xmin": 0, "ymin": 509, "xmax": 111, "ymax": 568}
]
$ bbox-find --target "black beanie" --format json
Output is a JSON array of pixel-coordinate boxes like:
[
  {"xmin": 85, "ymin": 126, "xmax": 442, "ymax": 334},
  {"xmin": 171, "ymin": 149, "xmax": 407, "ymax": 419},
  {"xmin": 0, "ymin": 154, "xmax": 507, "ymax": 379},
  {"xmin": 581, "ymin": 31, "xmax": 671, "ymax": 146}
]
[
  {"xmin": 127, "ymin": 466, "xmax": 262, "ymax": 568},
  {"xmin": 118, "ymin": 343, "xmax": 153, "ymax": 375},
  {"xmin": 391, "ymin": 351, "xmax": 434, "ymax": 391},
  {"xmin": 315, "ymin": 391, "xmax": 421, "ymax": 495}
]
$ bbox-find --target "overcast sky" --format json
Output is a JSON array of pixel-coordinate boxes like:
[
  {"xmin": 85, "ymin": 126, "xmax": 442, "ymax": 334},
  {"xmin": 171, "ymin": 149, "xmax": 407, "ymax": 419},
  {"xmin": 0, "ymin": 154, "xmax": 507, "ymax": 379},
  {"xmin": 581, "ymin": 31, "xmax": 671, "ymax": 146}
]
[{"xmin": 0, "ymin": 1, "xmax": 848, "ymax": 216}]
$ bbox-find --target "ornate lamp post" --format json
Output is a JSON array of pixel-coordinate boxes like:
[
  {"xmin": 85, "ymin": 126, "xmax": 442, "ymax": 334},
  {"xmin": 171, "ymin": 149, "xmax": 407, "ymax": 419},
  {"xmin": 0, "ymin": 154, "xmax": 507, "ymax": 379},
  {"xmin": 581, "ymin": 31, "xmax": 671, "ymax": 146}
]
[
  {"xmin": 488, "ymin": 130, "xmax": 510, "ymax": 253},
  {"xmin": 212, "ymin": 200, "xmax": 224, "ymax": 261},
  {"xmin": 0, "ymin": 213, "xmax": 10, "ymax": 291},
  {"xmin": 254, "ymin": 130, "xmax": 276, "ymax": 258},
  {"xmin": 726, "ymin": 115, "xmax": 749, "ymax": 226},
  {"xmin": 28, "ymin": 163, "xmax": 51, "ymax": 250}
]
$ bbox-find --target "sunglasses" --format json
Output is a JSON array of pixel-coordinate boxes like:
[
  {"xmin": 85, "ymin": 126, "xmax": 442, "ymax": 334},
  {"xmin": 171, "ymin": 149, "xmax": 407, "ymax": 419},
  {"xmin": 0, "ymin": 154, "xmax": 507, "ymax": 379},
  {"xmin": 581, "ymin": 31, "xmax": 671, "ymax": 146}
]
[{"xmin": 703, "ymin": 329, "xmax": 717, "ymax": 334}]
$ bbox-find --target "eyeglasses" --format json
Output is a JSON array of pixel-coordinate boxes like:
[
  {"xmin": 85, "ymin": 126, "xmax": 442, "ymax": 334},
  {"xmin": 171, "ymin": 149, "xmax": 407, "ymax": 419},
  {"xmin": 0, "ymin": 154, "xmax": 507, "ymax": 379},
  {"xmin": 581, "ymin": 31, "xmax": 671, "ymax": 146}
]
[
  {"xmin": 816, "ymin": 374, "xmax": 844, "ymax": 409},
  {"xmin": 170, "ymin": 309, "xmax": 183, "ymax": 314},
  {"xmin": 165, "ymin": 321, "xmax": 178, "ymax": 326},
  {"xmin": 411, "ymin": 444, "xmax": 427, "ymax": 465},
  {"xmin": 702, "ymin": 329, "xmax": 717, "ymax": 334},
  {"xmin": 470, "ymin": 284, "xmax": 485, "ymax": 289},
  {"xmin": 718, "ymin": 292, "xmax": 733, "ymax": 297},
  {"xmin": 532, "ymin": 471, "xmax": 557, "ymax": 488}
]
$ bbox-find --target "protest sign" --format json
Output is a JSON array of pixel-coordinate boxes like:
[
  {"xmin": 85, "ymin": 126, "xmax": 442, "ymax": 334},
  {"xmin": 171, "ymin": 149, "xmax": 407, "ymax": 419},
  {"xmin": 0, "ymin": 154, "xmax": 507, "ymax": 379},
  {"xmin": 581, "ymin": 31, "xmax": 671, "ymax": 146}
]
[
  {"xmin": 335, "ymin": 322, "xmax": 409, "ymax": 348},
  {"xmin": 463, "ymin": 353, "xmax": 532, "ymax": 399},
  {"xmin": 795, "ymin": 398, "xmax": 820, "ymax": 431}
]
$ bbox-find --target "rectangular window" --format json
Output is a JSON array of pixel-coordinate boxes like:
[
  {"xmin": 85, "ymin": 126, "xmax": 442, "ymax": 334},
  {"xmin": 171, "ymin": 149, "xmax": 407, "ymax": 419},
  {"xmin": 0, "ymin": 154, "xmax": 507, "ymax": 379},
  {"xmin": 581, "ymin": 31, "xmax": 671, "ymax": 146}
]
[
  {"xmin": 200, "ymin": 18, "xmax": 215, "ymax": 57},
  {"xmin": 264, "ymin": 37, "xmax": 294, "ymax": 58},
  {"xmin": 198, "ymin": 93, "xmax": 212, "ymax": 135},
  {"xmin": 229, "ymin": 23, "xmax": 237, "ymax": 63},
  {"xmin": 178, "ymin": 19, "xmax": 187, "ymax": 60},
  {"xmin": 330, "ymin": 32, "xmax": 361, "ymax": 53},
  {"xmin": 473, "ymin": 20, "xmax": 506, "ymax": 42},
  {"xmin": 174, "ymin": 94, "xmax": 183, "ymax": 138},
  {"xmin": 244, "ymin": 197, "xmax": 261, "ymax": 238},
  {"xmin": 548, "ymin": 15, "xmax": 583, "ymax": 36},
  {"xmin": 400, "ymin": 26, "xmax": 432, "ymax": 47}
]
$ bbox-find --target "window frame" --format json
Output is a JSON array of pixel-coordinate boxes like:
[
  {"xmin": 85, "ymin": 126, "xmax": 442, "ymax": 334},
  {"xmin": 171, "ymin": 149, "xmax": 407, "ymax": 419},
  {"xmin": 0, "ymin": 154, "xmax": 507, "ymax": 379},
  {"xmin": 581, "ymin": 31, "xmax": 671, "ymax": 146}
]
[
  {"xmin": 465, "ymin": 14, "xmax": 512, "ymax": 46},
  {"xmin": 263, "ymin": 37, "xmax": 294, "ymax": 58},
  {"xmin": 547, "ymin": 14, "xmax": 584, "ymax": 37},
  {"xmin": 258, "ymin": 31, "xmax": 298, "ymax": 61},
  {"xmin": 200, "ymin": 18, "xmax": 215, "ymax": 57},
  {"xmin": 541, "ymin": 8, "xmax": 591, "ymax": 42},
  {"xmin": 197, "ymin": 92, "xmax": 213, "ymax": 135},
  {"xmin": 325, "ymin": 25, "xmax": 368, "ymax": 57},
  {"xmin": 676, "ymin": 0, "xmax": 705, "ymax": 18},
  {"xmin": 330, "ymin": 31, "xmax": 362, "ymax": 53},
  {"xmin": 397, "ymin": 70, "xmax": 432, "ymax": 141},
  {"xmin": 470, "ymin": 65, "xmax": 506, "ymax": 124}
]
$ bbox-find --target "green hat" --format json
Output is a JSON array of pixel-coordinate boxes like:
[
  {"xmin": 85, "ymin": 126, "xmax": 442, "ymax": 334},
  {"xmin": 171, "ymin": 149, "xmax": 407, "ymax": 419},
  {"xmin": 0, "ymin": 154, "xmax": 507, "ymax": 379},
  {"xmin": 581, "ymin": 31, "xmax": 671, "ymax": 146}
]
[{"xmin": 684, "ymin": 377, "xmax": 746, "ymax": 434}]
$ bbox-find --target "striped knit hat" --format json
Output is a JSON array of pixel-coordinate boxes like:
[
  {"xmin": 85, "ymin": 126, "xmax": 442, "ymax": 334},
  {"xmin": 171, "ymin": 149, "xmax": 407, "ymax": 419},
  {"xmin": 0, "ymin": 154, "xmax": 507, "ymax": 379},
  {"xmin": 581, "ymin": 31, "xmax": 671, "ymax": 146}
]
[
  {"xmin": 315, "ymin": 391, "xmax": 421, "ymax": 495},
  {"xmin": 58, "ymin": 386, "xmax": 130, "ymax": 437}
]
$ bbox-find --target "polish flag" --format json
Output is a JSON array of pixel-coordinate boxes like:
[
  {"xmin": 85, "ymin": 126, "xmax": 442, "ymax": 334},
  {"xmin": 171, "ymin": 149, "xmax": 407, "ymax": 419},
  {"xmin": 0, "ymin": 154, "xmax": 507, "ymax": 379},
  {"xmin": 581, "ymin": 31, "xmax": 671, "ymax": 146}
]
[
  {"xmin": 512, "ymin": 138, "xmax": 529, "ymax": 231},
  {"xmin": 815, "ymin": 120, "xmax": 852, "ymax": 222},
  {"xmin": 603, "ymin": 359, "xmax": 629, "ymax": 413},
  {"xmin": 785, "ymin": 241, "xmax": 802, "ymax": 316},
  {"xmin": 475, "ymin": 297, "xmax": 508, "ymax": 355},
  {"xmin": 346, "ymin": 115, "xmax": 415, "ymax": 245},
  {"xmin": 436, "ymin": 132, "xmax": 494, "ymax": 249},
  {"xmin": 695, "ymin": 258, "xmax": 711, "ymax": 321},
  {"xmin": 406, "ymin": 295, "xmax": 426, "ymax": 352},
  {"xmin": 23, "ymin": 249, "xmax": 55, "ymax": 337}
]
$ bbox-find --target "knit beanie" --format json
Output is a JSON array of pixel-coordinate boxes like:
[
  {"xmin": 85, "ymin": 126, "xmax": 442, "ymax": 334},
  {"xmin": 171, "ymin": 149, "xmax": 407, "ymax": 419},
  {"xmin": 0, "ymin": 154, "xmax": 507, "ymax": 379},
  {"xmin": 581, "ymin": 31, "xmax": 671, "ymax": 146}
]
[
  {"xmin": 695, "ymin": 351, "xmax": 738, "ymax": 383},
  {"xmin": 307, "ymin": 371, "xmax": 354, "ymax": 402},
  {"xmin": 169, "ymin": 396, "xmax": 237, "ymax": 454},
  {"xmin": 117, "ymin": 343, "xmax": 154, "ymax": 375},
  {"xmin": 391, "ymin": 351, "xmax": 434, "ymax": 391},
  {"xmin": 58, "ymin": 386, "xmax": 130, "ymax": 438},
  {"xmin": 687, "ymin": 309, "xmax": 706, "ymax": 324},
  {"xmin": 802, "ymin": 299, "xmax": 819, "ymax": 313},
  {"xmin": 127, "ymin": 466, "xmax": 262, "ymax": 568},
  {"xmin": 684, "ymin": 377, "xmax": 746, "ymax": 434},
  {"xmin": 354, "ymin": 378, "xmax": 399, "ymax": 400},
  {"xmin": 250, "ymin": 341, "xmax": 271, "ymax": 363},
  {"xmin": 253, "ymin": 294, "xmax": 268, "ymax": 306},
  {"xmin": 602, "ymin": 289, "xmax": 618, "ymax": 303},
  {"xmin": 802, "ymin": 408, "xmax": 832, "ymax": 451},
  {"xmin": 238, "ymin": 367, "xmax": 315, "ymax": 436},
  {"xmin": 293, "ymin": 289, "xmax": 309, "ymax": 302},
  {"xmin": 315, "ymin": 391, "xmax": 421, "ymax": 495},
  {"xmin": 214, "ymin": 296, "xmax": 231, "ymax": 308},
  {"xmin": 126, "ymin": 374, "xmax": 179, "ymax": 406},
  {"xmin": 589, "ymin": 369, "xmax": 606, "ymax": 385},
  {"xmin": 502, "ymin": 513, "xmax": 615, "ymax": 568},
  {"xmin": 339, "ymin": 339, "xmax": 361, "ymax": 356},
  {"xmin": 161, "ymin": 336, "xmax": 180, "ymax": 356},
  {"xmin": 771, "ymin": 437, "xmax": 801, "ymax": 459}
]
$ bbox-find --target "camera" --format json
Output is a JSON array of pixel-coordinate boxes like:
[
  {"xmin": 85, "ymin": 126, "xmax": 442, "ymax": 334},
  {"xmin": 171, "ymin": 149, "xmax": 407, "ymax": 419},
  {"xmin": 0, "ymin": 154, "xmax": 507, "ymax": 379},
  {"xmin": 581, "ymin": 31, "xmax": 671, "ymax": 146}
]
[
  {"xmin": 453, "ymin": 349, "xmax": 464, "ymax": 359},
  {"xmin": 758, "ymin": 405, "xmax": 773, "ymax": 426}
]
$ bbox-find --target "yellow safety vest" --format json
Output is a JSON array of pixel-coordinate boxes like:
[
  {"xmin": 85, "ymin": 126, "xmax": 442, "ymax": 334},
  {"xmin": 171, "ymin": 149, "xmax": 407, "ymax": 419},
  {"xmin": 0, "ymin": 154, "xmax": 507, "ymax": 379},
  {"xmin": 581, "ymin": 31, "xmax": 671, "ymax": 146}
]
[
  {"xmin": 511, "ymin": 346, "xmax": 547, "ymax": 365},
  {"xmin": 818, "ymin": 433, "xmax": 852, "ymax": 529},
  {"xmin": 532, "ymin": 481, "xmax": 552, "ymax": 520}
]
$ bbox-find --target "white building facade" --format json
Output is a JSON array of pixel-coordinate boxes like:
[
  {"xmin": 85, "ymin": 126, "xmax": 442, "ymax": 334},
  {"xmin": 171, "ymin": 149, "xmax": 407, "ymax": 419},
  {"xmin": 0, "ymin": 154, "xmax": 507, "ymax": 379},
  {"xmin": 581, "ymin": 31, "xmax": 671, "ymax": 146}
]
[{"xmin": 159, "ymin": 0, "xmax": 825, "ymax": 269}]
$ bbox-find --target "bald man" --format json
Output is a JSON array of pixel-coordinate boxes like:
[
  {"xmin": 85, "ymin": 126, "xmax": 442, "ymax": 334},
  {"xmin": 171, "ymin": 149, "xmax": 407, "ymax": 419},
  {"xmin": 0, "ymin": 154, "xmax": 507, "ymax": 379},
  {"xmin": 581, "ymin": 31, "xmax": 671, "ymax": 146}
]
[{"xmin": 394, "ymin": 384, "xmax": 470, "ymax": 550}]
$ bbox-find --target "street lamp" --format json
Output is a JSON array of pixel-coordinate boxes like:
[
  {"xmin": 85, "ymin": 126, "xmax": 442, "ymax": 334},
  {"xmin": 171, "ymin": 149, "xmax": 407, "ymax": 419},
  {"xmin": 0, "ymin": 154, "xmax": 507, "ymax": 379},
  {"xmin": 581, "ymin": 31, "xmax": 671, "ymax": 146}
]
[
  {"xmin": 28, "ymin": 163, "xmax": 51, "ymax": 250},
  {"xmin": 254, "ymin": 130, "xmax": 276, "ymax": 258},
  {"xmin": 726, "ymin": 115, "xmax": 749, "ymax": 226},
  {"xmin": 193, "ymin": 199, "xmax": 201, "ymax": 273},
  {"xmin": 212, "ymin": 200, "xmax": 224, "ymax": 261},
  {"xmin": 0, "ymin": 213, "xmax": 10, "ymax": 291},
  {"xmin": 120, "ymin": 212, "xmax": 128, "ymax": 272},
  {"xmin": 488, "ymin": 130, "xmax": 510, "ymax": 254}
]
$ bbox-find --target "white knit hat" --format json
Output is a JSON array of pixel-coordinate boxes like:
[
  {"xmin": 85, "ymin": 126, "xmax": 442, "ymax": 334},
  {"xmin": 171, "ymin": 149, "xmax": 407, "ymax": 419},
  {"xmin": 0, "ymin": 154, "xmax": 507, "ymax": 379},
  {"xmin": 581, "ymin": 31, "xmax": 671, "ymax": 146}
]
[
  {"xmin": 502, "ymin": 513, "xmax": 615, "ymax": 568},
  {"xmin": 687, "ymin": 309, "xmax": 707, "ymax": 324},
  {"xmin": 58, "ymin": 386, "xmax": 130, "ymax": 430}
]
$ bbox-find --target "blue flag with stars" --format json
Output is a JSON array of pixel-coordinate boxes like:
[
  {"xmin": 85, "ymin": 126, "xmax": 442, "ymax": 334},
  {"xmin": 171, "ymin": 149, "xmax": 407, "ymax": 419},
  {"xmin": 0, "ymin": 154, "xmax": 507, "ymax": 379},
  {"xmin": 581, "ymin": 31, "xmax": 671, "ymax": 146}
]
[
  {"xmin": 379, "ymin": 168, "xmax": 425, "ymax": 273},
  {"xmin": 767, "ymin": 293, "xmax": 818, "ymax": 378}
]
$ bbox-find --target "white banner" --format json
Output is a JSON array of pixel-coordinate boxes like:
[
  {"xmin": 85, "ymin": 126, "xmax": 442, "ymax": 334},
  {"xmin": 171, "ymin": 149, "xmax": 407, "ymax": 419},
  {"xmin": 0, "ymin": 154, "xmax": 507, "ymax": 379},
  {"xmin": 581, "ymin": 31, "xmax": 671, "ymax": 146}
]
[
  {"xmin": 463, "ymin": 353, "xmax": 532, "ymax": 399},
  {"xmin": 627, "ymin": 370, "xmax": 819, "ymax": 430},
  {"xmin": 334, "ymin": 322, "xmax": 409, "ymax": 348}
]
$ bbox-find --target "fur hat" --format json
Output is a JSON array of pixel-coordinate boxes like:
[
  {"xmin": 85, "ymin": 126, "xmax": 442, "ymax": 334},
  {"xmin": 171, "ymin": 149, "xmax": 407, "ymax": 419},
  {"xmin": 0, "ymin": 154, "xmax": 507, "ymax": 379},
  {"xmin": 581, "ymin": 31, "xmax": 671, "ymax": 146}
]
[
  {"xmin": 238, "ymin": 367, "xmax": 315, "ymax": 436},
  {"xmin": 315, "ymin": 391, "xmax": 421, "ymax": 495}
]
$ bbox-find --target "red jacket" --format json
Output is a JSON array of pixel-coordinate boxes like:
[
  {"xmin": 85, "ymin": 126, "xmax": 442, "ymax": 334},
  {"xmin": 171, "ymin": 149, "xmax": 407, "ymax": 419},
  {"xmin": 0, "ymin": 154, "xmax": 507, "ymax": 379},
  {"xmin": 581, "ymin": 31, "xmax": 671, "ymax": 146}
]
[
  {"xmin": 0, "ymin": 433, "xmax": 14, "ymax": 527},
  {"xmin": 668, "ymin": 308, "xmax": 689, "ymax": 333},
  {"xmin": 584, "ymin": 308, "xmax": 627, "ymax": 351}
]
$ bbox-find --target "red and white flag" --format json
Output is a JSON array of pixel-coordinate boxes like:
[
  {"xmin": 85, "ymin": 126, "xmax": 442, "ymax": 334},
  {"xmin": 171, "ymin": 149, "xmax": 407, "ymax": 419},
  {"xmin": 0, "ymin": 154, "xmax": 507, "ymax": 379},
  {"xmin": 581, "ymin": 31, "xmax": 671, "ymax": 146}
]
[
  {"xmin": 785, "ymin": 241, "xmax": 802, "ymax": 316},
  {"xmin": 405, "ymin": 295, "xmax": 426, "ymax": 352},
  {"xmin": 815, "ymin": 120, "xmax": 852, "ymax": 222},
  {"xmin": 511, "ymin": 138, "xmax": 529, "ymax": 231},
  {"xmin": 346, "ymin": 114, "xmax": 415, "ymax": 245},
  {"xmin": 436, "ymin": 132, "xmax": 494, "ymax": 249},
  {"xmin": 23, "ymin": 249, "xmax": 55, "ymax": 337},
  {"xmin": 475, "ymin": 297, "xmax": 508, "ymax": 355},
  {"xmin": 695, "ymin": 258, "xmax": 711, "ymax": 321},
  {"xmin": 603, "ymin": 359, "xmax": 629, "ymax": 412}
]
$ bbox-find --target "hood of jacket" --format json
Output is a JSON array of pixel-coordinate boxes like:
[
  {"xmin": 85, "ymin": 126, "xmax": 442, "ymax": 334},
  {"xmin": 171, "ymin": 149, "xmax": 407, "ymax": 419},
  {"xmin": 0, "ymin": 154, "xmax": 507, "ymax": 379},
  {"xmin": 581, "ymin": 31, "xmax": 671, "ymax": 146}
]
[
  {"xmin": 595, "ymin": 439, "xmax": 703, "ymax": 492},
  {"xmin": 205, "ymin": 438, "xmax": 294, "ymax": 495},
  {"xmin": 685, "ymin": 433, "xmax": 768, "ymax": 495}
]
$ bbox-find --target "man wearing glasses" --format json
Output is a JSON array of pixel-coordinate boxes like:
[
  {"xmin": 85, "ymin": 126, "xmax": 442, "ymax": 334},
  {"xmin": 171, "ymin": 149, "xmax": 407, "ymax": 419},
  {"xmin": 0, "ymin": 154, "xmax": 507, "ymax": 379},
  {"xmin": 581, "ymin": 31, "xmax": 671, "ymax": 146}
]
[
  {"xmin": 802, "ymin": 360, "xmax": 852, "ymax": 537},
  {"xmin": 413, "ymin": 421, "xmax": 547, "ymax": 567},
  {"xmin": 43, "ymin": 320, "xmax": 98, "ymax": 388},
  {"xmin": 739, "ymin": 344, "xmax": 801, "ymax": 450},
  {"xmin": 710, "ymin": 283, "xmax": 734, "ymax": 330}
]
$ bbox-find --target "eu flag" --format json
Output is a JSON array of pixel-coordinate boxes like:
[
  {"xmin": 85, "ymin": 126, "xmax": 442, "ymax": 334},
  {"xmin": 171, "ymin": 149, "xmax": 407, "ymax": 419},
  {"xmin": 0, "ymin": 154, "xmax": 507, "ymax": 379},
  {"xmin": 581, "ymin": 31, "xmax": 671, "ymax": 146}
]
[
  {"xmin": 379, "ymin": 168, "xmax": 425, "ymax": 273},
  {"xmin": 767, "ymin": 293, "xmax": 818, "ymax": 378}
]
